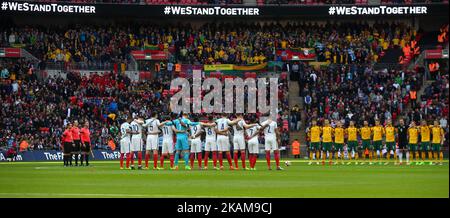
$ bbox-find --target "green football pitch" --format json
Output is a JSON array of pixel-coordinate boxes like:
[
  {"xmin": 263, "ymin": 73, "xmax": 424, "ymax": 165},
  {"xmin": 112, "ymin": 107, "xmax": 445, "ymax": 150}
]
[{"xmin": 0, "ymin": 160, "xmax": 448, "ymax": 198}]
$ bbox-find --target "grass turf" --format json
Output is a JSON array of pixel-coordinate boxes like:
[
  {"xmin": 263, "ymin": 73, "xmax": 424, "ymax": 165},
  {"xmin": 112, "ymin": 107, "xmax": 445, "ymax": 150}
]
[{"xmin": 0, "ymin": 160, "xmax": 448, "ymax": 198}]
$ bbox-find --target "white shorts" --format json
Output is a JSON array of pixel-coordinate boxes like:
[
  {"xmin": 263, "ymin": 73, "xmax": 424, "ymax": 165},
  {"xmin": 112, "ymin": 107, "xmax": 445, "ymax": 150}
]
[
  {"xmin": 248, "ymin": 140, "xmax": 259, "ymax": 154},
  {"xmin": 120, "ymin": 138, "xmax": 131, "ymax": 154},
  {"xmin": 131, "ymin": 137, "xmax": 143, "ymax": 152},
  {"xmin": 264, "ymin": 137, "xmax": 278, "ymax": 151},
  {"xmin": 190, "ymin": 138, "xmax": 202, "ymax": 153},
  {"xmin": 204, "ymin": 138, "xmax": 217, "ymax": 151},
  {"xmin": 217, "ymin": 136, "xmax": 230, "ymax": 152},
  {"xmin": 161, "ymin": 139, "xmax": 174, "ymax": 154},
  {"xmin": 233, "ymin": 136, "xmax": 246, "ymax": 150},
  {"xmin": 146, "ymin": 135, "xmax": 159, "ymax": 151}
]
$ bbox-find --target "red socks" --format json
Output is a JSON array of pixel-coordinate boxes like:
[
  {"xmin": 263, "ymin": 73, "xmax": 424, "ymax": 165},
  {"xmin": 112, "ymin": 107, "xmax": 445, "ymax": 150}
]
[
  {"xmin": 241, "ymin": 151, "xmax": 246, "ymax": 169},
  {"xmin": 153, "ymin": 153, "xmax": 158, "ymax": 168},
  {"xmin": 190, "ymin": 153, "xmax": 195, "ymax": 168},
  {"xmin": 274, "ymin": 150, "xmax": 280, "ymax": 167},
  {"xmin": 145, "ymin": 153, "xmax": 150, "ymax": 168},
  {"xmin": 129, "ymin": 152, "xmax": 134, "ymax": 166},
  {"xmin": 160, "ymin": 154, "xmax": 165, "ymax": 168},
  {"xmin": 265, "ymin": 151, "xmax": 271, "ymax": 168},
  {"xmin": 226, "ymin": 153, "xmax": 232, "ymax": 167},
  {"xmin": 169, "ymin": 154, "xmax": 174, "ymax": 168},
  {"xmin": 234, "ymin": 152, "xmax": 239, "ymax": 168},
  {"xmin": 120, "ymin": 153, "xmax": 124, "ymax": 168},
  {"xmin": 250, "ymin": 154, "xmax": 255, "ymax": 168},
  {"xmin": 219, "ymin": 152, "xmax": 223, "ymax": 167},
  {"xmin": 137, "ymin": 152, "xmax": 142, "ymax": 166},
  {"xmin": 204, "ymin": 151, "xmax": 210, "ymax": 168},
  {"xmin": 197, "ymin": 153, "xmax": 202, "ymax": 168},
  {"xmin": 212, "ymin": 151, "xmax": 217, "ymax": 167}
]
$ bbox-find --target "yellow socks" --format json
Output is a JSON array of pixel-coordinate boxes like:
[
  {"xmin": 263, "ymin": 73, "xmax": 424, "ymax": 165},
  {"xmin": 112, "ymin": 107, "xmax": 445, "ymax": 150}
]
[
  {"xmin": 316, "ymin": 151, "xmax": 320, "ymax": 162},
  {"xmin": 439, "ymin": 152, "xmax": 443, "ymax": 162}
]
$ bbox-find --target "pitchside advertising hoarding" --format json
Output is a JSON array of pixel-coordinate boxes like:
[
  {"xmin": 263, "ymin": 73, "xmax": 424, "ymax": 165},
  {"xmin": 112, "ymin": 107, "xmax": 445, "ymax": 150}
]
[
  {"xmin": 0, "ymin": 1, "xmax": 447, "ymax": 17},
  {"xmin": 0, "ymin": 150, "xmax": 123, "ymax": 162}
]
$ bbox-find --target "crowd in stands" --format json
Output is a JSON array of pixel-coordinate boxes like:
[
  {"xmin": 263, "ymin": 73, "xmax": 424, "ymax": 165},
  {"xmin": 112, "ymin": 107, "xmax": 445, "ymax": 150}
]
[
  {"xmin": 295, "ymin": 61, "xmax": 448, "ymax": 134},
  {"xmin": 1, "ymin": 21, "xmax": 420, "ymax": 71},
  {"xmin": 0, "ymin": 58, "xmax": 290, "ymax": 152}
]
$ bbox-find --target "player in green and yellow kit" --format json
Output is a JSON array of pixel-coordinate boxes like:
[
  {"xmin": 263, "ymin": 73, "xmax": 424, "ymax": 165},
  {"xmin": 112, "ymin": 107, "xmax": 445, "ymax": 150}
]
[
  {"xmin": 360, "ymin": 121, "xmax": 372, "ymax": 165},
  {"xmin": 321, "ymin": 120, "xmax": 334, "ymax": 165},
  {"xmin": 372, "ymin": 119, "xmax": 385, "ymax": 165},
  {"xmin": 431, "ymin": 120, "xmax": 445, "ymax": 165},
  {"xmin": 346, "ymin": 121, "xmax": 359, "ymax": 165},
  {"xmin": 384, "ymin": 120, "xmax": 397, "ymax": 165},
  {"xmin": 308, "ymin": 120, "xmax": 322, "ymax": 165},
  {"xmin": 334, "ymin": 121, "xmax": 345, "ymax": 165}
]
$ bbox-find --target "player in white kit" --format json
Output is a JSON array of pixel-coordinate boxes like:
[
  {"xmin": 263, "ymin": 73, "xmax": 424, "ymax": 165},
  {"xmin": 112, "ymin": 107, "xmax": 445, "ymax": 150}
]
[
  {"xmin": 159, "ymin": 113, "xmax": 179, "ymax": 170},
  {"xmin": 230, "ymin": 114, "xmax": 258, "ymax": 170},
  {"xmin": 120, "ymin": 116, "xmax": 133, "ymax": 169},
  {"xmin": 130, "ymin": 116, "xmax": 145, "ymax": 170},
  {"xmin": 143, "ymin": 112, "xmax": 169, "ymax": 170},
  {"xmin": 260, "ymin": 117, "xmax": 283, "ymax": 170},
  {"xmin": 203, "ymin": 116, "xmax": 218, "ymax": 170},
  {"xmin": 215, "ymin": 114, "xmax": 242, "ymax": 170},
  {"xmin": 246, "ymin": 117, "xmax": 262, "ymax": 170},
  {"xmin": 188, "ymin": 116, "xmax": 216, "ymax": 170}
]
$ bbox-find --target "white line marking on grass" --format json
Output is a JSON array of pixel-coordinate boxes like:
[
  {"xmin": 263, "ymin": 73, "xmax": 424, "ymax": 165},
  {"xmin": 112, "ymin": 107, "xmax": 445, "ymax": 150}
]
[{"xmin": 0, "ymin": 193, "xmax": 264, "ymax": 198}]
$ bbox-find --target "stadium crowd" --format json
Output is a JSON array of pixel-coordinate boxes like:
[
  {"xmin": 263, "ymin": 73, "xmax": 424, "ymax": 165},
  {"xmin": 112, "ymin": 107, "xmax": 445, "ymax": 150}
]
[
  {"xmin": 299, "ymin": 62, "xmax": 448, "ymax": 133},
  {"xmin": 0, "ymin": 58, "xmax": 290, "ymax": 153},
  {"xmin": 1, "ymin": 21, "xmax": 420, "ymax": 70}
]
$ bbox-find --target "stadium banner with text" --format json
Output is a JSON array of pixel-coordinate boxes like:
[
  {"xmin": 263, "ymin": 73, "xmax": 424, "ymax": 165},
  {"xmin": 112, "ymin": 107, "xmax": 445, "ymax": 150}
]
[
  {"xmin": 0, "ymin": 48, "xmax": 21, "ymax": 58},
  {"xmin": 131, "ymin": 50, "xmax": 168, "ymax": 60},
  {"xmin": 204, "ymin": 64, "xmax": 234, "ymax": 71},
  {"xmin": 0, "ymin": 150, "xmax": 124, "ymax": 162},
  {"xmin": 0, "ymin": 1, "xmax": 447, "ymax": 17},
  {"xmin": 276, "ymin": 49, "xmax": 316, "ymax": 61},
  {"xmin": 233, "ymin": 63, "xmax": 267, "ymax": 71}
]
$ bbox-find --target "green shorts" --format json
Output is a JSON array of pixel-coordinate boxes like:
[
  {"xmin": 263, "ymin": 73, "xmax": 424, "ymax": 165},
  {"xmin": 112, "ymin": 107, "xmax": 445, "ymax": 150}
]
[
  {"xmin": 322, "ymin": 142, "xmax": 332, "ymax": 151},
  {"xmin": 310, "ymin": 142, "xmax": 320, "ymax": 151},
  {"xmin": 373, "ymin": 141, "xmax": 382, "ymax": 151},
  {"xmin": 408, "ymin": 143, "xmax": 417, "ymax": 151},
  {"xmin": 420, "ymin": 142, "xmax": 430, "ymax": 151},
  {"xmin": 347, "ymin": 141, "xmax": 358, "ymax": 151},
  {"xmin": 334, "ymin": 143, "xmax": 344, "ymax": 151},
  {"xmin": 362, "ymin": 140, "xmax": 371, "ymax": 150},
  {"xmin": 432, "ymin": 143, "xmax": 441, "ymax": 152},
  {"xmin": 386, "ymin": 142, "xmax": 396, "ymax": 151}
]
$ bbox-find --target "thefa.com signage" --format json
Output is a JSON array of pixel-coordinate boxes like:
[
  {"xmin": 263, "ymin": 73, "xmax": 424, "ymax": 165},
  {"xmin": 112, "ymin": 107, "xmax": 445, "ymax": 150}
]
[{"xmin": 0, "ymin": 150, "xmax": 124, "ymax": 162}]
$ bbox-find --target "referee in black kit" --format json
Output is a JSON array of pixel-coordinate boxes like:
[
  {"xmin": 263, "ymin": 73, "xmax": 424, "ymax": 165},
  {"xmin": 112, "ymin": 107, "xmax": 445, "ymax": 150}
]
[{"xmin": 397, "ymin": 118, "xmax": 408, "ymax": 165}]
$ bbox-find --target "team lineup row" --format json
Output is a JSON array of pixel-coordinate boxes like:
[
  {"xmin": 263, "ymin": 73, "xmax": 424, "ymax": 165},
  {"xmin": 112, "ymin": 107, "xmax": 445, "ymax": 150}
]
[
  {"xmin": 116, "ymin": 112, "xmax": 283, "ymax": 171},
  {"xmin": 306, "ymin": 118, "xmax": 446, "ymax": 166}
]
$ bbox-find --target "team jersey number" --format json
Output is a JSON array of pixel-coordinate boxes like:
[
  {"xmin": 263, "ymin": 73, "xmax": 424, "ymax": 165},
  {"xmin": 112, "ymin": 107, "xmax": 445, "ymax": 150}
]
[{"xmin": 163, "ymin": 126, "xmax": 169, "ymax": 135}]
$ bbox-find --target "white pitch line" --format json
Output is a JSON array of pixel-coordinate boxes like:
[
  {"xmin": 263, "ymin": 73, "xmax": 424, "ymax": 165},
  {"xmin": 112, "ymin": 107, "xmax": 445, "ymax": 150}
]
[{"xmin": 0, "ymin": 193, "xmax": 264, "ymax": 198}]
